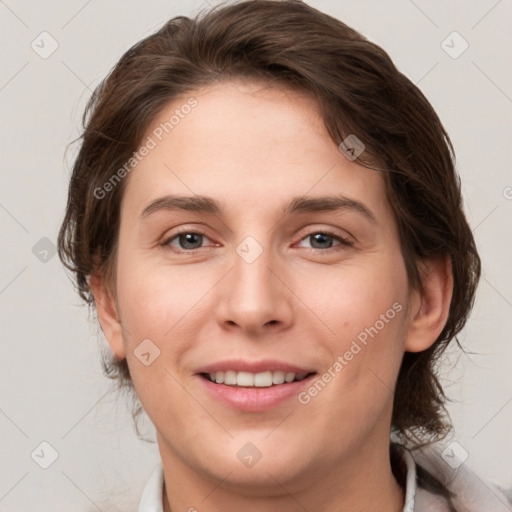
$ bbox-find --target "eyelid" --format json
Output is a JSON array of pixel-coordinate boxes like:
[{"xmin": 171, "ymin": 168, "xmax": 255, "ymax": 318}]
[
  {"xmin": 162, "ymin": 227, "xmax": 216, "ymax": 251},
  {"xmin": 295, "ymin": 225, "xmax": 354, "ymax": 244},
  {"xmin": 295, "ymin": 232, "xmax": 353, "ymax": 251}
]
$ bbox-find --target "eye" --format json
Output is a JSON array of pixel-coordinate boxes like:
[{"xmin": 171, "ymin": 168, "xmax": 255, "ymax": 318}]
[
  {"xmin": 297, "ymin": 231, "xmax": 353, "ymax": 250},
  {"xmin": 163, "ymin": 231, "xmax": 212, "ymax": 251}
]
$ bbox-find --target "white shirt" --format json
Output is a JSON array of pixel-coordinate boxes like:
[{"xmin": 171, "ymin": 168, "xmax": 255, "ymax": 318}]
[{"xmin": 137, "ymin": 443, "xmax": 512, "ymax": 511}]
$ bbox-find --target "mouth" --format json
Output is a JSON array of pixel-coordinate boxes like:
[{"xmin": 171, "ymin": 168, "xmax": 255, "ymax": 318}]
[{"xmin": 196, "ymin": 365, "xmax": 318, "ymax": 412}]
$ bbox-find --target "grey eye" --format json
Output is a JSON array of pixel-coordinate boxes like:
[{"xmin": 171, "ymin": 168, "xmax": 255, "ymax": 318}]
[
  {"xmin": 308, "ymin": 233, "xmax": 336, "ymax": 249},
  {"xmin": 170, "ymin": 232, "xmax": 205, "ymax": 250}
]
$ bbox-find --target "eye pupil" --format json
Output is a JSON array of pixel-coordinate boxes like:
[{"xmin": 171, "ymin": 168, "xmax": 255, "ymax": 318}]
[
  {"xmin": 179, "ymin": 233, "xmax": 203, "ymax": 249},
  {"xmin": 311, "ymin": 233, "xmax": 333, "ymax": 248}
]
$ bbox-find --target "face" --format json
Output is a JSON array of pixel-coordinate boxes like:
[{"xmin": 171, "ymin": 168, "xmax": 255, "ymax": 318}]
[{"xmin": 101, "ymin": 80, "xmax": 417, "ymax": 491}]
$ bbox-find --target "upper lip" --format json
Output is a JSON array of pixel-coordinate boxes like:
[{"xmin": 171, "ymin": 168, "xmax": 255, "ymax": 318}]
[{"xmin": 196, "ymin": 359, "xmax": 316, "ymax": 375}]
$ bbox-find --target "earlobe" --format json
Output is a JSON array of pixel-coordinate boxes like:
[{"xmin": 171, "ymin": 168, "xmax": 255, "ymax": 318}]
[
  {"xmin": 404, "ymin": 256, "xmax": 454, "ymax": 353},
  {"xmin": 89, "ymin": 272, "xmax": 126, "ymax": 360}
]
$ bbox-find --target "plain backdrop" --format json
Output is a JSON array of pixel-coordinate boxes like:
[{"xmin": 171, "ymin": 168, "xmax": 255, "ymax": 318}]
[{"xmin": 1, "ymin": 0, "xmax": 511, "ymax": 510}]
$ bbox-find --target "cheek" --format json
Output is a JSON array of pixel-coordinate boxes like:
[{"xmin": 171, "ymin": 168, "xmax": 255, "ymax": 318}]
[
  {"xmin": 116, "ymin": 253, "xmax": 199, "ymax": 338},
  {"xmin": 113, "ymin": 258, "xmax": 203, "ymax": 418},
  {"xmin": 306, "ymin": 255, "xmax": 408, "ymax": 339},
  {"xmin": 303, "ymin": 256, "xmax": 409, "ymax": 394},
  {"xmin": 114, "ymin": 250, "xmax": 218, "ymax": 383}
]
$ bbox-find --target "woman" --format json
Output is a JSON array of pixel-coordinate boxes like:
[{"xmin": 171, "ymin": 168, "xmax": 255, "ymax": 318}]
[{"xmin": 57, "ymin": 1, "xmax": 511, "ymax": 510}]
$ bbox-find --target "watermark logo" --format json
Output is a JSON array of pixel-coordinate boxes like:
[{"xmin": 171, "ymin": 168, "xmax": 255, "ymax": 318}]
[
  {"xmin": 441, "ymin": 441, "xmax": 469, "ymax": 469},
  {"xmin": 134, "ymin": 338, "xmax": 161, "ymax": 366},
  {"xmin": 31, "ymin": 441, "xmax": 59, "ymax": 469},
  {"xmin": 237, "ymin": 442, "xmax": 262, "ymax": 468},
  {"xmin": 338, "ymin": 134, "xmax": 365, "ymax": 161},
  {"xmin": 441, "ymin": 31, "xmax": 469, "ymax": 59},
  {"xmin": 236, "ymin": 236, "xmax": 263, "ymax": 264},
  {"xmin": 32, "ymin": 237, "xmax": 57, "ymax": 263},
  {"xmin": 31, "ymin": 32, "xmax": 59, "ymax": 59}
]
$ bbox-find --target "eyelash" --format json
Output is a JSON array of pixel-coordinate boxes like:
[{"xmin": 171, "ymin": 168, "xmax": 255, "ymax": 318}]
[
  {"xmin": 297, "ymin": 231, "xmax": 354, "ymax": 251},
  {"xmin": 162, "ymin": 228, "xmax": 353, "ymax": 253}
]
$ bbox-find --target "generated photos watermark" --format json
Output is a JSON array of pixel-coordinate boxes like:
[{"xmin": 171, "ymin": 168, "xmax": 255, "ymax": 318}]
[
  {"xmin": 93, "ymin": 97, "xmax": 198, "ymax": 200},
  {"xmin": 298, "ymin": 301, "xmax": 403, "ymax": 405}
]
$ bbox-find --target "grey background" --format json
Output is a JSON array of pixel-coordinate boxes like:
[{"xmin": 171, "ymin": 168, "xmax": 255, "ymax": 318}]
[{"xmin": 1, "ymin": 0, "xmax": 511, "ymax": 510}]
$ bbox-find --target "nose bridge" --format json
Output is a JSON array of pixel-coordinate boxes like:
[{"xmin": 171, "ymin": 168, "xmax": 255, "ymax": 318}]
[
  {"xmin": 231, "ymin": 234, "xmax": 277, "ymax": 307},
  {"xmin": 215, "ymin": 234, "xmax": 293, "ymax": 332}
]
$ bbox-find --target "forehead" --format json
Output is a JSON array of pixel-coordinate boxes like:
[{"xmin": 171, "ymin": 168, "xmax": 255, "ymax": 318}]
[{"xmin": 121, "ymin": 80, "xmax": 391, "ymax": 223}]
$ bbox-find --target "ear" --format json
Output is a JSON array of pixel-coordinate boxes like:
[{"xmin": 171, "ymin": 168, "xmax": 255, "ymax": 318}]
[
  {"xmin": 404, "ymin": 255, "xmax": 453, "ymax": 352},
  {"xmin": 89, "ymin": 272, "xmax": 126, "ymax": 360}
]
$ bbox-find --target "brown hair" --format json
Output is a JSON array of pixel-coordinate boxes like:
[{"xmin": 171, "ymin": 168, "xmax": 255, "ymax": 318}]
[{"xmin": 58, "ymin": 0, "xmax": 480, "ymax": 444}]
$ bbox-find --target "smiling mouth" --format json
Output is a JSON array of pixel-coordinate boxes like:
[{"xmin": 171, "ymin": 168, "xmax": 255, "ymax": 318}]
[{"xmin": 200, "ymin": 370, "xmax": 317, "ymax": 387}]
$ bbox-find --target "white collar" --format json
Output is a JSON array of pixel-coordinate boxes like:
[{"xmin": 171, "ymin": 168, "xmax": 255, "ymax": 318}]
[
  {"xmin": 137, "ymin": 462, "xmax": 165, "ymax": 512},
  {"xmin": 400, "ymin": 445, "xmax": 417, "ymax": 512}
]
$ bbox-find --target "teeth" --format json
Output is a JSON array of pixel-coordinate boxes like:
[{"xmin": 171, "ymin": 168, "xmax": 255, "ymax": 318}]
[
  {"xmin": 272, "ymin": 371, "xmax": 285, "ymax": 385},
  {"xmin": 212, "ymin": 372, "xmax": 223, "ymax": 384},
  {"xmin": 225, "ymin": 370, "xmax": 237, "ymax": 385},
  {"xmin": 237, "ymin": 371, "xmax": 254, "ymax": 387},
  {"xmin": 207, "ymin": 370, "xmax": 310, "ymax": 387},
  {"xmin": 285, "ymin": 372, "xmax": 295, "ymax": 383}
]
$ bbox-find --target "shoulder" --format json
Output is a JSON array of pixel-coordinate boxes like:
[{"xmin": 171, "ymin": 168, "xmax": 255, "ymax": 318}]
[{"xmin": 394, "ymin": 441, "xmax": 512, "ymax": 512}]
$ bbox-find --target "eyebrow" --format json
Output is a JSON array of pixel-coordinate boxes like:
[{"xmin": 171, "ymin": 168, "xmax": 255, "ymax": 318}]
[{"xmin": 140, "ymin": 194, "xmax": 376, "ymax": 223}]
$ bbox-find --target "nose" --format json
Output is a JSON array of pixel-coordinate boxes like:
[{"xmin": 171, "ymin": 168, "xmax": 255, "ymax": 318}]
[{"xmin": 214, "ymin": 241, "xmax": 295, "ymax": 336}]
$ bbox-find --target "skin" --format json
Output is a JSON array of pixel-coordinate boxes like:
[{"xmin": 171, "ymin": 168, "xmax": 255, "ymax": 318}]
[{"xmin": 91, "ymin": 80, "xmax": 453, "ymax": 512}]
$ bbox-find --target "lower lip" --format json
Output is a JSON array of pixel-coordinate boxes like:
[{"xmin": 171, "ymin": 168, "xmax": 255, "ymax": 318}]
[{"xmin": 197, "ymin": 374, "xmax": 316, "ymax": 412}]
